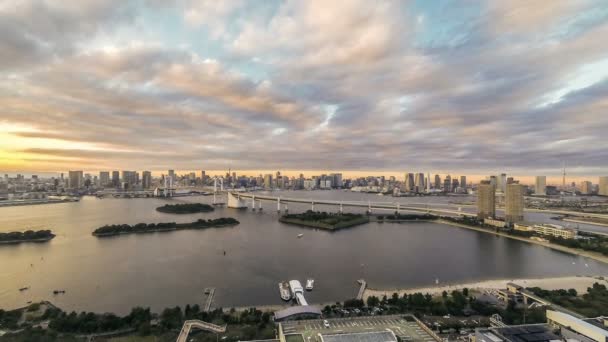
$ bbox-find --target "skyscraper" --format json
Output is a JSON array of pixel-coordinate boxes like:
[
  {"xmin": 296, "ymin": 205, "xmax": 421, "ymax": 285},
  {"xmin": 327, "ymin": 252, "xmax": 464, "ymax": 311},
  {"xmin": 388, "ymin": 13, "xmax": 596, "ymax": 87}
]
[
  {"xmin": 168, "ymin": 170, "xmax": 175, "ymax": 184},
  {"xmin": 404, "ymin": 173, "xmax": 415, "ymax": 192},
  {"xmin": 264, "ymin": 174, "xmax": 273, "ymax": 189},
  {"xmin": 443, "ymin": 175, "xmax": 452, "ymax": 193},
  {"xmin": 68, "ymin": 170, "xmax": 83, "ymax": 189},
  {"xmin": 434, "ymin": 174, "xmax": 441, "ymax": 190},
  {"xmin": 581, "ymin": 181, "xmax": 592, "ymax": 195},
  {"xmin": 600, "ymin": 177, "xmax": 608, "ymax": 196},
  {"xmin": 505, "ymin": 183, "xmax": 525, "ymax": 224},
  {"xmin": 496, "ymin": 173, "xmax": 507, "ymax": 193},
  {"xmin": 535, "ymin": 176, "xmax": 546, "ymax": 195},
  {"xmin": 142, "ymin": 171, "xmax": 152, "ymax": 189},
  {"xmin": 460, "ymin": 176, "xmax": 467, "ymax": 189},
  {"xmin": 99, "ymin": 171, "xmax": 110, "ymax": 187},
  {"xmin": 477, "ymin": 180, "xmax": 495, "ymax": 219},
  {"xmin": 122, "ymin": 171, "xmax": 138, "ymax": 189},
  {"xmin": 414, "ymin": 173, "xmax": 425, "ymax": 192},
  {"xmin": 111, "ymin": 171, "xmax": 120, "ymax": 187}
]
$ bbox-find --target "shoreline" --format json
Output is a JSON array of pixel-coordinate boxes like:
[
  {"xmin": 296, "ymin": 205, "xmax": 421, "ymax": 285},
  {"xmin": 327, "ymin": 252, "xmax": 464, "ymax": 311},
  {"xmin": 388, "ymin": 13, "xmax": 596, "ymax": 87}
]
[
  {"xmin": 434, "ymin": 219, "xmax": 608, "ymax": 264},
  {"xmin": 563, "ymin": 218, "xmax": 608, "ymax": 228},
  {"xmin": 364, "ymin": 275, "xmax": 608, "ymax": 299}
]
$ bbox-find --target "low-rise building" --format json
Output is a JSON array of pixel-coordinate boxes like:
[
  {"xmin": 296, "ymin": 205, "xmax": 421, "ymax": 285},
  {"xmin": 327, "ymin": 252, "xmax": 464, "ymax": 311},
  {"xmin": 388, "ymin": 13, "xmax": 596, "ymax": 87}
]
[
  {"xmin": 514, "ymin": 223, "xmax": 577, "ymax": 239},
  {"xmin": 547, "ymin": 310, "xmax": 608, "ymax": 342},
  {"xmin": 484, "ymin": 218, "xmax": 506, "ymax": 228}
]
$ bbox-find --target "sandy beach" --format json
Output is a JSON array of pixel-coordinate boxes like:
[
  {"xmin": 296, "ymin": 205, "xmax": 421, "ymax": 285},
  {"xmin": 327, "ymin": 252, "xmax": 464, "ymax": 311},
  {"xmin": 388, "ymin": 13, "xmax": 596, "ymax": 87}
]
[{"xmin": 363, "ymin": 275, "xmax": 608, "ymax": 299}]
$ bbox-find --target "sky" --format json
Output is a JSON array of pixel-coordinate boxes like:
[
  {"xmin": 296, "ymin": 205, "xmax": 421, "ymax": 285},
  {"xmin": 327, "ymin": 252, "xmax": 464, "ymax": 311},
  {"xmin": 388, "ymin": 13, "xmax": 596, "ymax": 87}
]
[{"xmin": 1, "ymin": 0, "xmax": 608, "ymax": 180}]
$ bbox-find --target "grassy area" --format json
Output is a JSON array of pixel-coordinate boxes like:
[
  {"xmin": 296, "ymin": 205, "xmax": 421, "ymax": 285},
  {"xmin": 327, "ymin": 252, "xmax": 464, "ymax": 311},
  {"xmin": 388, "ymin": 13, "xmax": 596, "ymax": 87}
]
[{"xmin": 280, "ymin": 211, "xmax": 370, "ymax": 230}]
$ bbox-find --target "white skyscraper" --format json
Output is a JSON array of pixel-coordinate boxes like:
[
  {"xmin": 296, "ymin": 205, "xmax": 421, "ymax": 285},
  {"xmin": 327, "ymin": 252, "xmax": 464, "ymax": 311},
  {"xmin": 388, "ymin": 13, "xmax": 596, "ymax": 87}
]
[{"xmin": 535, "ymin": 176, "xmax": 546, "ymax": 195}]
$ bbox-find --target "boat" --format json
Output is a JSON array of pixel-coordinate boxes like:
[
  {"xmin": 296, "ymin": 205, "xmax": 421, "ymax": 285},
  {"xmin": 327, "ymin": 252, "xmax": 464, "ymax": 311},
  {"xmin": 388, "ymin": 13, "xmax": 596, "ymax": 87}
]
[
  {"xmin": 305, "ymin": 278, "xmax": 314, "ymax": 291},
  {"xmin": 53, "ymin": 290, "xmax": 66, "ymax": 295},
  {"xmin": 204, "ymin": 288, "xmax": 211, "ymax": 294},
  {"xmin": 297, "ymin": 234, "xmax": 304, "ymax": 238},
  {"xmin": 19, "ymin": 286, "xmax": 29, "ymax": 291},
  {"xmin": 279, "ymin": 281, "xmax": 291, "ymax": 301}
]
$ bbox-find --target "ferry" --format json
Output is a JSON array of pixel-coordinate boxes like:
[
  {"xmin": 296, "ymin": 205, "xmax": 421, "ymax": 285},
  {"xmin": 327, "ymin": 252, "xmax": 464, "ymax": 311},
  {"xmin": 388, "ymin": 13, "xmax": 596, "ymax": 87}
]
[
  {"xmin": 278, "ymin": 281, "xmax": 291, "ymax": 301},
  {"xmin": 305, "ymin": 279, "xmax": 314, "ymax": 291}
]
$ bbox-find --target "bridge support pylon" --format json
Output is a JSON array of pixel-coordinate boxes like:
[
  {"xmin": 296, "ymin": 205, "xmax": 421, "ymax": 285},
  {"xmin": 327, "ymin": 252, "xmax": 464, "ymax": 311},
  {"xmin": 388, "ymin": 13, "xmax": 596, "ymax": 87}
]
[
  {"xmin": 311, "ymin": 201, "xmax": 315, "ymax": 211},
  {"xmin": 339, "ymin": 202, "xmax": 343, "ymax": 214},
  {"xmin": 277, "ymin": 197, "xmax": 281, "ymax": 213},
  {"xmin": 367, "ymin": 201, "xmax": 372, "ymax": 215},
  {"xmin": 251, "ymin": 195, "xmax": 256, "ymax": 211}
]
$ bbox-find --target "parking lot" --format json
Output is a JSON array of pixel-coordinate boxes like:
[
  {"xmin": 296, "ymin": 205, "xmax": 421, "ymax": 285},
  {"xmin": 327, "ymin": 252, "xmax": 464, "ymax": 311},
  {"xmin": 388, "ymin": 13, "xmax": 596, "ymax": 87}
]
[{"xmin": 281, "ymin": 315, "xmax": 437, "ymax": 342}]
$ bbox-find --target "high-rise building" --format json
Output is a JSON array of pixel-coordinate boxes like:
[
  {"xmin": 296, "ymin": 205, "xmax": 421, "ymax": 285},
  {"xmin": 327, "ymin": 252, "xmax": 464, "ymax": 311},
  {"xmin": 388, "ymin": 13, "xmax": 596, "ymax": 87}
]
[
  {"xmin": 535, "ymin": 176, "xmax": 546, "ymax": 195},
  {"xmin": 264, "ymin": 174, "xmax": 273, "ymax": 189},
  {"xmin": 414, "ymin": 173, "xmax": 425, "ymax": 192},
  {"xmin": 122, "ymin": 171, "xmax": 138, "ymax": 188},
  {"xmin": 443, "ymin": 175, "xmax": 452, "ymax": 193},
  {"xmin": 330, "ymin": 173, "xmax": 343, "ymax": 188},
  {"xmin": 404, "ymin": 173, "xmax": 415, "ymax": 191},
  {"xmin": 460, "ymin": 176, "xmax": 467, "ymax": 189},
  {"xmin": 451, "ymin": 178, "xmax": 459, "ymax": 192},
  {"xmin": 434, "ymin": 174, "xmax": 441, "ymax": 189},
  {"xmin": 201, "ymin": 171, "xmax": 206, "ymax": 184},
  {"xmin": 68, "ymin": 171, "xmax": 83, "ymax": 189},
  {"xmin": 168, "ymin": 170, "xmax": 175, "ymax": 184},
  {"xmin": 489, "ymin": 175, "xmax": 497, "ymax": 188},
  {"xmin": 505, "ymin": 183, "xmax": 525, "ymax": 224},
  {"xmin": 580, "ymin": 181, "xmax": 592, "ymax": 195},
  {"xmin": 111, "ymin": 171, "xmax": 120, "ymax": 187},
  {"xmin": 477, "ymin": 180, "xmax": 495, "ymax": 219},
  {"xmin": 496, "ymin": 173, "xmax": 507, "ymax": 193},
  {"xmin": 99, "ymin": 171, "xmax": 110, "ymax": 187},
  {"xmin": 142, "ymin": 171, "xmax": 152, "ymax": 189},
  {"xmin": 600, "ymin": 177, "xmax": 608, "ymax": 196}
]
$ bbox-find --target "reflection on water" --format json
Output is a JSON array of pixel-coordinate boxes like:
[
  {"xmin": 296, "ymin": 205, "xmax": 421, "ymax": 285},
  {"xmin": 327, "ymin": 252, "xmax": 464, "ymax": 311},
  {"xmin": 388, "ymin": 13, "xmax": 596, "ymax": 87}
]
[{"xmin": 0, "ymin": 191, "xmax": 606, "ymax": 314}]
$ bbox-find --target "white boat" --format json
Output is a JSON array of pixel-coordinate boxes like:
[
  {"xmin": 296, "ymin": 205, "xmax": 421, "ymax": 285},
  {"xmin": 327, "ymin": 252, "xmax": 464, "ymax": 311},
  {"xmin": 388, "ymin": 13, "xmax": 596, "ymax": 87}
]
[
  {"xmin": 297, "ymin": 234, "xmax": 304, "ymax": 238},
  {"xmin": 279, "ymin": 281, "xmax": 291, "ymax": 301},
  {"xmin": 306, "ymin": 278, "xmax": 314, "ymax": 291}
]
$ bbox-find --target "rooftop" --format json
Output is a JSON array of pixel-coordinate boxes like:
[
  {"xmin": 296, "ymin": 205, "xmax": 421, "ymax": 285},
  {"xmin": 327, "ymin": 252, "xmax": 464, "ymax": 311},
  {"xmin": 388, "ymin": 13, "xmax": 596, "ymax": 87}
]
[{"xmin": 320, "ymin": 331, "xmax": 397, "ymax": 342}]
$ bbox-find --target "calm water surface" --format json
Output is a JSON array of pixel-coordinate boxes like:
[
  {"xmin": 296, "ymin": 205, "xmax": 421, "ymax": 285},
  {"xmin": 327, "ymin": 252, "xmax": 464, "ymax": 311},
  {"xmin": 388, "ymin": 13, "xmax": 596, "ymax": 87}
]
[{"xmin": 1, "ymin": 191, "xmax": 607, "ymax": 314}]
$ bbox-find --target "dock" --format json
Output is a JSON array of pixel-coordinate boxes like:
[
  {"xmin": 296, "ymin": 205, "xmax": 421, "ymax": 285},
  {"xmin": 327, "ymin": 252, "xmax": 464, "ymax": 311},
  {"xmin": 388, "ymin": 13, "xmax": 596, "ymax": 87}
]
[
  {"xmin": 204, "ymin": 287, "xmax": 216, "ymax": 312},
  {"xmin": 356, "ymin": 279, "xmax": 367, "ymax": 300}
]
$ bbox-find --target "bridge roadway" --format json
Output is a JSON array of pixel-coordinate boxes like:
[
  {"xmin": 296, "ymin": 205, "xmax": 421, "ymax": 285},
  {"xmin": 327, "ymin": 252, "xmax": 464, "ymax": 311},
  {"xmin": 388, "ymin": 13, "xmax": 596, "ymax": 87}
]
[
  {"xmin": 518, "ymin": 288, "xmax": 585, "ymax": 319},
  {"xmin": 176, "ymin": 320, "xmax": 227, "ymax": 342},
  {"xmin": 230, "ymin": 192, "xmax": 476, "ymax": 217}
]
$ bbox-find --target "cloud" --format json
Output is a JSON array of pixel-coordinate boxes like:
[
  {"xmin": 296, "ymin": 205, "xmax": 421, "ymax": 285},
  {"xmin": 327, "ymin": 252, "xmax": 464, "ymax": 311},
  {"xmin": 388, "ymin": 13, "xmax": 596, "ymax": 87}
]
[{"xmin": 0, "ymin": 0, "xmax": 607, "ymax": 177}]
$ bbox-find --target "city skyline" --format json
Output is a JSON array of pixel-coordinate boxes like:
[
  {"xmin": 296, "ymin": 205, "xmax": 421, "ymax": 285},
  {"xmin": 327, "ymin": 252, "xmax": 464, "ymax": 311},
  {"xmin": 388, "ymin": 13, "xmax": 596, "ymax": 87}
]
[{"xmin": 1, "ymin": 1, "xmax": 608, "ymax": 175}]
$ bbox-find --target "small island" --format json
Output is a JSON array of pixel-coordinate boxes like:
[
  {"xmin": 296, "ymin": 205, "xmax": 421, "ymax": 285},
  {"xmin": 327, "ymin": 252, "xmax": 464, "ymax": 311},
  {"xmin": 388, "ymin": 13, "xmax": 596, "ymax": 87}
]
[
  {"xmin": 0, "ymin": 229, "xmax": 56, "ymax": 244},
  {"xmin": 156, "ymin": 203, "xmax": 214, "ymax": 214},
  {"xmin": 279, "ymin": 210, "xmax": 369, "ymax": 230},
  {"xmin": 92, "ymin": 218, "xmax": 239, "ymax": 237}
]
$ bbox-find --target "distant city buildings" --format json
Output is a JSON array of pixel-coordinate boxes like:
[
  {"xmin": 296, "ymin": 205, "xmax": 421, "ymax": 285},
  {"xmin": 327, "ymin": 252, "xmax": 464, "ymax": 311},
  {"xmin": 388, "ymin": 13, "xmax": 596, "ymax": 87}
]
[
  {"xmin": 99, "ymin": 171, "xmax": 110, "ymax": 187},
  {"xmin": 142, "ymin": 171, "xmax": 152, "ymax": 189},
  {"xmin": 580, "ymin": 181, "xmax": 592, "ymax": 195},
  {"xmin": 535, "ymin": 176, "xmax": 546, "ymax": 195}
]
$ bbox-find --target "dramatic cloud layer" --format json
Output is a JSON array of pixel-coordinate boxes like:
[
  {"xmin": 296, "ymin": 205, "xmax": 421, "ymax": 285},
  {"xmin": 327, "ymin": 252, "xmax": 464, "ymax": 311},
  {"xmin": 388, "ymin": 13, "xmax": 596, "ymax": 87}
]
[{"xmin": 1, "ymin": 0, "xmax": 607, "ymax": 177}]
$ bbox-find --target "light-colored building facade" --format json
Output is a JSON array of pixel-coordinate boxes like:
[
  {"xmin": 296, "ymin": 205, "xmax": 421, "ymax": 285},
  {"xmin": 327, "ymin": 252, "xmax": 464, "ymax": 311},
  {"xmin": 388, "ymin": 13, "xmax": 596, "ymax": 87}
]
[
  {"xmin": 581, "ymin": 181, "xmax": 593, "ymax": 195},
  {"xmin": 99, "ymin": 171, "xmax": 110, "ymax": 187},
  {"xmin": 477, "ymin": 180, "xmax": 496, "ymax": 219},
  {"xmin": 514, "ymin": 223, "xmax": 577, "ymax": 239},
  {"xmin": 600, "ymin": 176, "xmax": 608, "ymax": 196},
  {"xmin": 505, "ymin": 183, "xmax": 525, "ymax": 224},
  {"xmin": 535, "ymin": 176, "xmax": 546, "ymax": 195}
]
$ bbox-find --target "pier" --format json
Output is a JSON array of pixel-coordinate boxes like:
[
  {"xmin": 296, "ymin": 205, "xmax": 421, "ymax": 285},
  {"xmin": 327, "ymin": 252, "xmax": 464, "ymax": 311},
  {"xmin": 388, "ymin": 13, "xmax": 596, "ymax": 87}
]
[
  {"xmin": 203, "ymin": 287, "xmax": 216, "ymax": 312},
  {"xmin": 356, "ymin": 279, "xmax": 367, "ymax": 300}
]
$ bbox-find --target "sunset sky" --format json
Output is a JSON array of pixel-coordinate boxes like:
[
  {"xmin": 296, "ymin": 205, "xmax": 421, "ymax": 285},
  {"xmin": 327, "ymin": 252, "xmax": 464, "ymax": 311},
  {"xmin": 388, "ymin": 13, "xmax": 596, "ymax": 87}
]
[{"xmin": 1, "ymin": 1, "xmax": 608, "ymax": 179}]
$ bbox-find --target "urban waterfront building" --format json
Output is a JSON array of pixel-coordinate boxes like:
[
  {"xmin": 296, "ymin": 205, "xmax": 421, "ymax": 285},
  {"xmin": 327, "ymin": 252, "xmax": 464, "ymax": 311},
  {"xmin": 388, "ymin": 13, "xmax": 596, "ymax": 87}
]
[
  {"xmin": 496, "ymin": 173, "xmax": 507, "ymax": 193},
  {"xmin": 535, "ymin": 176, "xmax": 546, "ymax": 195},
  {"xmin": 99, "ymin": 171, "xmax": 110, "ymax": 187},
  {"xmin": 443, "ymin": 175, "xmax": 451, "ymax": 193},
  {"xmin": 460, "ymin": 176, "xmax": 466, "ymax": 189},
  {"xmin": 68, "ymin": 170, "xmax": 83, "ymax": 189},
  {"xmin": 581, "ymin": 181, "xmax": 593, "ymax": 195},
  {"xmin": 142, "ymin": 171, "xmax": 152, "ymax": 189},
  {"xmin": 404, "ymin": 173, "xmax": 415, "ymax": 192},
  {"xmin": 121, "ymin": 171, "xmax": 138, "ymax": 189},
  {"xmin": 264, "ymin": 174, "xmax": 273, "ymax": 189},
  {"xmin": 477, "ymin": 180, "xmax": 496, "ymax": 219},
  {"xmin": 505, "ymin": 183, "xmax": 525, "ymax": 224},
  {"xmin": 111, "ymin": 171, "xmax": 120, "ymax": 187},
  {"xmin": 434, "ymin": 174, "xmax": 441, "ymax": 189},
  {"xmin": 514, "ymin": 223, "xmax": 577, "ymax": 239},
  {"xmin": 600, "ymin": 176, "xmax": 608, "ymax": 196},
  {"xmin": 414, "ymin": 173, "xmax": 425, "ymax": 192}
]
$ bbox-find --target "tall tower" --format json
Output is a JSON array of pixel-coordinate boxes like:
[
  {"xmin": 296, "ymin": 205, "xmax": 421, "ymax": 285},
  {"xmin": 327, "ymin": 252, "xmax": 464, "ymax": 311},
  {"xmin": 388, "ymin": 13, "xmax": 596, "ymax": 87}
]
[
  {"xmin": 562, "ymin": 162, "xmax": 566, "ymax": 188},
  {"xmin": 477, "ymin": 180, "xmax": 496, "ymax": 219},
  {"xmin": 505, "ymin": 183, "xmax": 525, "ymax": 225},
  {"xmin": 535, "ymin": 176, "xmax": 546, "ymax": 195}
]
